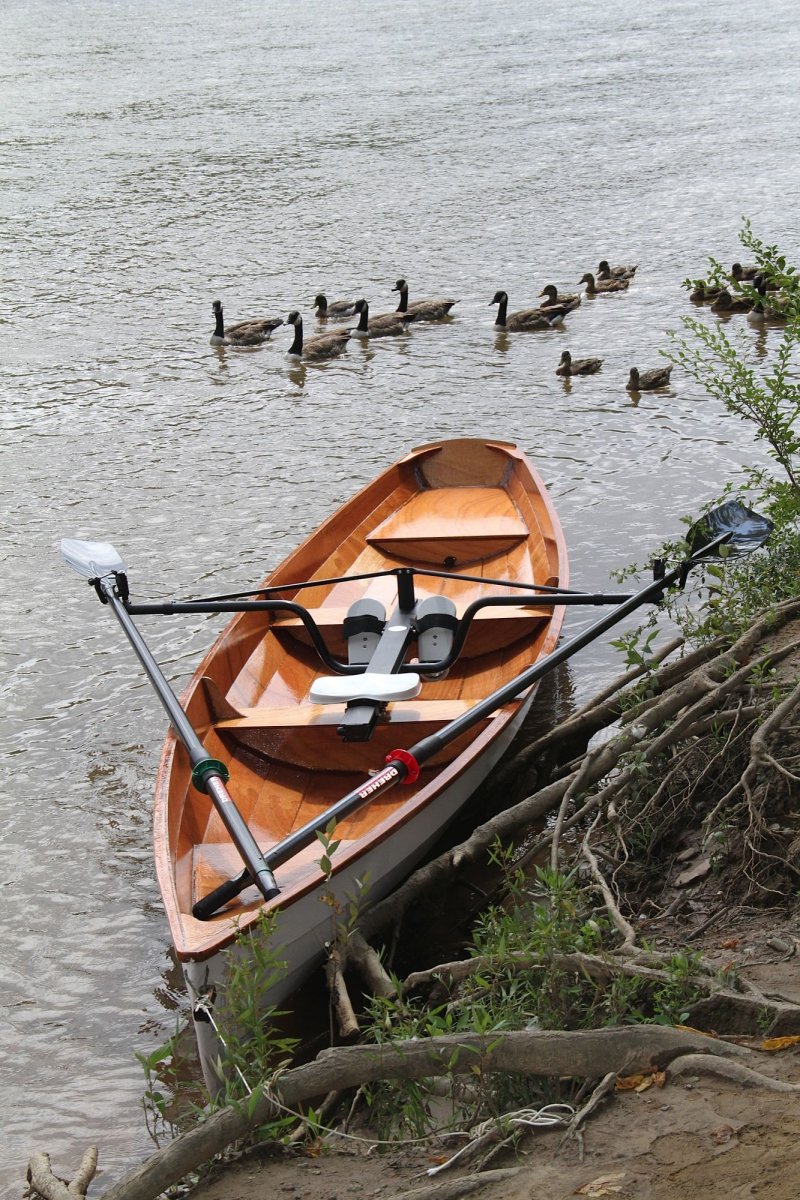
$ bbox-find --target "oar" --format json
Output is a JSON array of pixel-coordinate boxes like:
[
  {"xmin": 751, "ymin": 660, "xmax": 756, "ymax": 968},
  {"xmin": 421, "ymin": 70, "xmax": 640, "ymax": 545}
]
[
  {"xmin": 60, "ymin": 539, "xmax": 281, "ymax": 905},
  {"xmin": 190, "ymin": 500, "xmax": 773, "ymax": 918}
]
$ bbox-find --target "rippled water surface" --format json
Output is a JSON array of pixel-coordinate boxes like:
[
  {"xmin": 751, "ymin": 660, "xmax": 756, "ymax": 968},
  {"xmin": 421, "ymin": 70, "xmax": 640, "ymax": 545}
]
[{"xmin": 2, "ymin": 0, "xmax": 799, "ymax": 1189}]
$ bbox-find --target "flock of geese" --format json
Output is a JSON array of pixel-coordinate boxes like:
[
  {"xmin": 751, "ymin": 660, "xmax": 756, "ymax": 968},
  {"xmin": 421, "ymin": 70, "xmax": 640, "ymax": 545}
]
[
  {"xmin": 688, "ymin": 262, "xmax": 791, "ymax": 322},
  {"xmin": 210, "ymin": 257, "xmax": 781, "ymax": 392}
]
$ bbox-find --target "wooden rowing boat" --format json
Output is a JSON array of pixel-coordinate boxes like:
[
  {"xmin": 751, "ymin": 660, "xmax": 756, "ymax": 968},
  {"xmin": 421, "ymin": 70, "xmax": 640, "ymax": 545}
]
[
  {"xmin": 152, "ymin": 437, "xmax": 568, "ymax": 1087},
  {"xmin": 61, "ymin": 453, "xmax": 772, "ymax": 1094}
]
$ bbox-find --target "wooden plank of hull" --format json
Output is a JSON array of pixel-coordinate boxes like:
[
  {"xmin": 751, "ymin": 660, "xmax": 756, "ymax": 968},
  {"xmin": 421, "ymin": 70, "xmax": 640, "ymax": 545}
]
[{"xmin": 153, "ymin": 439, "xmax": 569, "ymax": 965}]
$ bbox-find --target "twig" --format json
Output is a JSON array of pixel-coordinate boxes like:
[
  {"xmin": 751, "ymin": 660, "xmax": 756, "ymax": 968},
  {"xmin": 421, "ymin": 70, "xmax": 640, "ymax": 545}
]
[
  {"xmin": 558, "ymin": 1072, "xmax": 616, "ymax": 1160},
  {"xmin": 581, "ymin": 815, "xmax": 637, "ymax": 952}
]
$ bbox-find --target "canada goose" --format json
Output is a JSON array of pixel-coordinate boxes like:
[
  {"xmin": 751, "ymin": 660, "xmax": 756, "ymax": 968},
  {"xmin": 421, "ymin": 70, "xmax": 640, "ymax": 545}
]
[
  {"xmin": 626, "ymin": 365, "xmax": 673, "ymax": 392},
  {"xmin": 556, "ymin": 350, "xmax": 603, "ymax": 377},
  {"xmin": 539, "ymin": 284, "xmax": 582, "ymax": 312},
  {"xmin": 210, "ymin": 300, "xmax": 283, "ymax": 346},
  {"xmin": 285, "ymin": 311, "xmax": 350, "ymax": 361},
  {"xmin": 490, "ymin": 291, "xmax": 565, "ymax": 331},
  {"xmin": 392, "ymin": 279, "xmax": 457, "ymax": 321},
  {"xmin": 747, "ymin": 274, "xmax": 790, "ymax": 323},
  {"xmin": 597, "ymin": 260, "xmax": 637, "ymax": 281},
  {"xmin": 313, "ymin": 294, "xmax": 358, "ymax": 320},
  {"xmin": 580, "ymin": 272, "xmax": 629, "ymax": 295},
  {"xmin": 351, "ymin": 299, "xmax": 414, "ymax": 338},
  {"xmin": 731, "ymin": 262, "xmax": 759, "ymax": 282},
  {"xmin": 710, "ymin": 289, "xmax": 753, "ymax": 314}
]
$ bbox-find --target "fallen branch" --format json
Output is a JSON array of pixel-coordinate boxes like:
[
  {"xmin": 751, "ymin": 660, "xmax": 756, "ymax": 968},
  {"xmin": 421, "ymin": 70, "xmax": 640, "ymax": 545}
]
[
  {"xmin": 325, "ymin": 946, "xmax": 360, "ymax": 1039},
  {"xmin": 26, "ymin": 1148, "xmax": 98, "ymax": 1200}
]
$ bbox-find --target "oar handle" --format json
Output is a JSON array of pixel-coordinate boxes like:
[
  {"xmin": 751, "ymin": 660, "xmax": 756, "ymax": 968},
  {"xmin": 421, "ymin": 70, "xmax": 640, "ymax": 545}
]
[
  {"xmin": 192, "ymin": 868, "xmax": 252, "ymax": 921},
  {"xmin": 203, "ymin": 776, "xmax": 280, "ymax": 902}
]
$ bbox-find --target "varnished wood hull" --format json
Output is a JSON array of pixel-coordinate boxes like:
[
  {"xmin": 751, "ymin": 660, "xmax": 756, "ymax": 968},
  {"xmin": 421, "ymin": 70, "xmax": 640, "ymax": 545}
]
[{"xmin": 153, "ymin": 439, "xmax": 567, "ymax": 1086}]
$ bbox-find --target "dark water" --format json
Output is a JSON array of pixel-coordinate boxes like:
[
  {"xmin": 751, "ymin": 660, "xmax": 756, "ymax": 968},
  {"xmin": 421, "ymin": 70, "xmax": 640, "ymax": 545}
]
[{"xmin": 2, "ymin": 0, "xmax": 798, "ymax": 1189}]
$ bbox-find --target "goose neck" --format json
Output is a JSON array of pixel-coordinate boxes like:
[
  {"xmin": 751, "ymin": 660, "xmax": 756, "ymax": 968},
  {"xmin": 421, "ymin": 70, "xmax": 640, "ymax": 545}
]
[{"xmin": 288, "ymin": 321, "xmax": 303, "ymax": 355}]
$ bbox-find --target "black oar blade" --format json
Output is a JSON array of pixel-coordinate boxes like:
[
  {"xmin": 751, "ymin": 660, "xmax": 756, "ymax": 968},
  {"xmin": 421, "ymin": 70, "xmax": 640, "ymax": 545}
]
[{"xmin": 687, "ymin": 501, "xmax": 773, "ymax": 557}]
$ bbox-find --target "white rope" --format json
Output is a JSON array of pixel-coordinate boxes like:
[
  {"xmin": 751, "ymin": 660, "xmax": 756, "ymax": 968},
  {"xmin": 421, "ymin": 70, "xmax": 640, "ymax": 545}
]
[
  {"xmin": 185, "ymin": 981, "xmax": 254, "ymax": 1097},
  {"xmin": 426, "ymin": 1103, "xmax": 576, "ymax": 1176}
]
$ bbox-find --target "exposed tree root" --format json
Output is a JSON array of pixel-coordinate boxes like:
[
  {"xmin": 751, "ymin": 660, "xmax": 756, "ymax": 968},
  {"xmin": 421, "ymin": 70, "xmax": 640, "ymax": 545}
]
[
  {"xmin": 384, "ymin": 1166, "xmax": 522, "ymax": 1200},
  {"xmin": 667, "ymin": 1053, "xmax": 800, "ymax": 1091},
  {"xmin": 558, "ymin": 1072, "xmax": 617, "ymax": 1160}
]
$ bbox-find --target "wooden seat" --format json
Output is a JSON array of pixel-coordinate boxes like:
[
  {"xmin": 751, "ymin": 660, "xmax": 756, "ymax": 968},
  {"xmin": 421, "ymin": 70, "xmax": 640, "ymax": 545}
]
[
  {"xmin": 366, "ymin": 486, "xmax": 528, "ymax": 566},
  {"xmin": 215, "ymin": 697, "xmax": 481, "ymax": 729},
  {"xmin": 212, "ymin": 696, "xmax": 503, "ymax": 773}
]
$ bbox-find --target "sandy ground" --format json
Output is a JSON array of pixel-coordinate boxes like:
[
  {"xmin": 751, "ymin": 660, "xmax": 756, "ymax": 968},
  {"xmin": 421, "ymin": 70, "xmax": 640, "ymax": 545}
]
[{"xmin": 191, "ymin": 1068, "xmax": 800, "ymax": 1200}]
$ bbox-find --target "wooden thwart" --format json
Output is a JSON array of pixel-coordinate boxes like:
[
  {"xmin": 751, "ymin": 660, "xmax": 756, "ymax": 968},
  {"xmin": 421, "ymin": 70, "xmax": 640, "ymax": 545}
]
[{"xmin": 367, "ymin": 486, "xmax": 529, "ymax": 566}]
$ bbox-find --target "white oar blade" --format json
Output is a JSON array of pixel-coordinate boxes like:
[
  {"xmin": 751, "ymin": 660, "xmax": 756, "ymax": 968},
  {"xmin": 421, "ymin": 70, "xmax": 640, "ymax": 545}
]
[{"xmin": 61, "ymin": 538, "xmax": 127, "ymax": 580}]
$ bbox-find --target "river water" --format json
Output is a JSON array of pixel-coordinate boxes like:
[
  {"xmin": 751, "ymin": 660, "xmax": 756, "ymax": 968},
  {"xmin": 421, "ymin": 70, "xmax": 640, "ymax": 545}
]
[{"xmin": 2, "ymin": 0, "xmax": 798, "ymax": 1190}]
